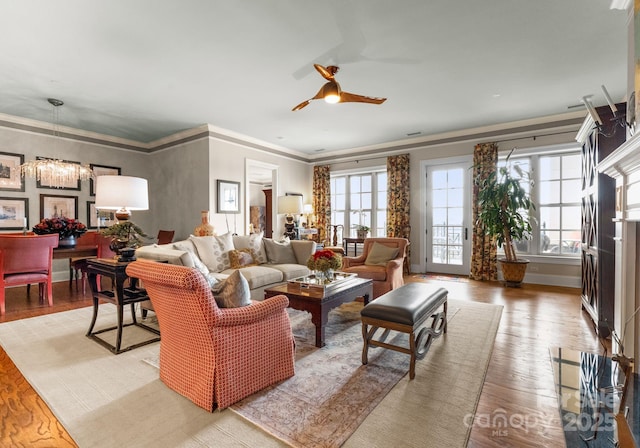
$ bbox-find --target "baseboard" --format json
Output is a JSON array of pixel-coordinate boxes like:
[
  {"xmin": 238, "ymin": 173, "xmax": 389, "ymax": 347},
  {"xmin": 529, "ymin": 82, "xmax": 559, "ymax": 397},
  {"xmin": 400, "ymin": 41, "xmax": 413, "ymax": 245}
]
[{"xmin": 507, "ymin": 272, "xmax": 580, "ymax": 288}]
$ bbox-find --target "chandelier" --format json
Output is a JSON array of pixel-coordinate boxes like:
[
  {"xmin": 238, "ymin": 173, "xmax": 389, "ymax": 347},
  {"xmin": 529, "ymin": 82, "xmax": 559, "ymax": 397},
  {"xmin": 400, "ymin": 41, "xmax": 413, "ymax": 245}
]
[
  {"xmin": 19, "ymin": 98, "xmax": 93, "ymax": 188},
  {"xmin": 20, "ymin": 158, "xmax": 93, "ymax": 188}
]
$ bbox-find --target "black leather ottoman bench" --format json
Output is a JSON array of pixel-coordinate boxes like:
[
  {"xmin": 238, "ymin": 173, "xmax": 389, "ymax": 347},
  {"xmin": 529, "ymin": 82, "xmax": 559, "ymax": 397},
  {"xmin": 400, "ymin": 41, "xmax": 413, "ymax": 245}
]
[{"xmin": 360, "ymin": 283, "xmax": 448, "ymax": 379}]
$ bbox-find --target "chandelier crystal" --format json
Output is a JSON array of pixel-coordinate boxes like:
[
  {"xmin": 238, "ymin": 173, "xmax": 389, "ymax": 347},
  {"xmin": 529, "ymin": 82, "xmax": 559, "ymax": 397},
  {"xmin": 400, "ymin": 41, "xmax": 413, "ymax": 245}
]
[
  {"xmin": 19, "ymin": 98, "xmax": 94, "ymax": 188},
  {"xmin": 20, "ymin": 158, "xmax": 93, "ymax": 189}
]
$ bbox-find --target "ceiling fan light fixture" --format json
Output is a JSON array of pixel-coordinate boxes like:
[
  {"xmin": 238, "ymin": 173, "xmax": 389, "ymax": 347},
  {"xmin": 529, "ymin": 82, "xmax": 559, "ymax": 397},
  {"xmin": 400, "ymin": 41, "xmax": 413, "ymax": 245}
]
[{"xmin": 321, "ymin": 81, "xmax": 341, "ymax": 104}]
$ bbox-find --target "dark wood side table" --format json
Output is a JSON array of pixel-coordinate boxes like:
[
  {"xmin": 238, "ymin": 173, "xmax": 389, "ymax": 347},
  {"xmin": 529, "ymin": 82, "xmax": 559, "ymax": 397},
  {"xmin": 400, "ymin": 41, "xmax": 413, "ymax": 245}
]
[
  {"xmin": 86, "ymin": 258, "xmax": 160, "ymax": 354},
  {"xmin": 343, "ymin": 237, "xmax": 364, "ymax": 256}
]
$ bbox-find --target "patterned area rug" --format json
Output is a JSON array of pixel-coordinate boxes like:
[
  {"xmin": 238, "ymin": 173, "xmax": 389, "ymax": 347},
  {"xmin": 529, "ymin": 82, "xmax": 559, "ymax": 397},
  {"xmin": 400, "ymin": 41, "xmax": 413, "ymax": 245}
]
[
  {"xmin": 229, "ymin": 302, "xmax": 458, "ymax": 448},
  {"xmin": 144, "ymin": 303, "xmax": 459, "ymax": 448}
]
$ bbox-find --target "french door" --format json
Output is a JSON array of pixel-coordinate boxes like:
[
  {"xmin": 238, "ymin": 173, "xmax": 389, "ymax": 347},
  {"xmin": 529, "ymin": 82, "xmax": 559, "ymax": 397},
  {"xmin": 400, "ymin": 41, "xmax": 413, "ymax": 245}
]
[{"xmin": 425, "ymin": 162, "xmax": 471, "ymax": 275}]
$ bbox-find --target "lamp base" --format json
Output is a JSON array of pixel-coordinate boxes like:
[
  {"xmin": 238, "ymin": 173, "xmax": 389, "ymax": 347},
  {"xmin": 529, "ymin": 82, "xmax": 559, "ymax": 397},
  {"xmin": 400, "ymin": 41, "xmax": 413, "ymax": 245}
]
[{"xmin": 115, "ymin": 208, "xmax": 131, "ymax": 221}]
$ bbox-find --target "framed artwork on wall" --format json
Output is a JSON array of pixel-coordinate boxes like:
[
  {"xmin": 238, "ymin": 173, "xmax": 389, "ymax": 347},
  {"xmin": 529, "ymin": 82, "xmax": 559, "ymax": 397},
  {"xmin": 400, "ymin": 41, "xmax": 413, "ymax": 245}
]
[
  {"xmin": 36, "ymin": 157, "xmax": 82, "ymax": 190},
  {"xmin": 0, "ymin": 151, "xmax": 25, "ymax": 192},
  {"xmin": 217, "ymin": 179, "xmax": 241, "ymax": 213},
  {"xmin": 0, "ymin": 197, "xmax": 28, "ymax": 230},
  {"xmin": 87, "ymin": 201, "xmax": 116, "ymax": 229},
  {"xmin": 40, "ymin": 194, "xmax": 77, "ymax": 220},
  {"xmin": 90, "ymin": 164, "xmax": 121, "ymax": 196}
]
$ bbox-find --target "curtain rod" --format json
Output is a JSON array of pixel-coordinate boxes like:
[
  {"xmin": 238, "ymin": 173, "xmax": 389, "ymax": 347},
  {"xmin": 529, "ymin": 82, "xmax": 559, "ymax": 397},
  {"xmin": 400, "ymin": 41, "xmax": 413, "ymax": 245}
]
[{"xmin": 496, "ymin": 129, "xmax": 576, "ymax": 145}]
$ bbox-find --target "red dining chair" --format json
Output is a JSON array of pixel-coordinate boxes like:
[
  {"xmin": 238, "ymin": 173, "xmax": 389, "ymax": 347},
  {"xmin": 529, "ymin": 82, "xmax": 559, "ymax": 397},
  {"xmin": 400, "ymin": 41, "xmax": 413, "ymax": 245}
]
[
  {"xmin": 156, "ymin": 229, "xmax": 175, "ymax": 245},
  {"xmin": 0, "ymin": 234, "xmax": 59, "ymax": 315},
  {"xmin": 69, "ymin": 231, "xmax": 99, "ymax": 289},
  {"xmin": 75, "ymin": 234, "xmax": 117, "ymax": 294}
]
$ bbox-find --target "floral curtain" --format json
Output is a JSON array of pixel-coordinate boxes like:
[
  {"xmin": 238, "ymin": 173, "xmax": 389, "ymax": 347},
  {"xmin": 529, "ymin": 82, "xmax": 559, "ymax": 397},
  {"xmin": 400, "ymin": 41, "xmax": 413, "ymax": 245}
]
[
  {"xmin": 312, "ymin": 165, "xmax": 331, "ymax": 245},
  {"xmin": 387, "ymin": 154, "xmax": 410, "ymax": 238},
  {"xmin": 470, "ymin": 142, "xmax": 498, "ymax": 281}
]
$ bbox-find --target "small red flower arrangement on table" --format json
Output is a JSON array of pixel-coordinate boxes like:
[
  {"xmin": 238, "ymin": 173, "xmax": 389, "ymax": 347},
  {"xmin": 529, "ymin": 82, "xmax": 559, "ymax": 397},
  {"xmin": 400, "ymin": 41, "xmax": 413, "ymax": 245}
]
[
  {"xmin": 33, "ymin": 217, "xmax": 87, "ymax": 239},
  {"xmin": 307, "ymin": 249, "xmax": 342, "ymax": 273}
]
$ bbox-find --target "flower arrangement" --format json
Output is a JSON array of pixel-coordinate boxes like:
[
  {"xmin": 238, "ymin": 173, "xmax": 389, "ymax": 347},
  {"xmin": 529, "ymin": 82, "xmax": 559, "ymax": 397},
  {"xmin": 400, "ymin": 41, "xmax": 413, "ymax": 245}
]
[
  {"xmin": 307, "ymin": 249, "xmax": 342, "ymax": 273},
  {"xmin": 32, "ymin": 217, "xmax": 87, "ymax": 239}
]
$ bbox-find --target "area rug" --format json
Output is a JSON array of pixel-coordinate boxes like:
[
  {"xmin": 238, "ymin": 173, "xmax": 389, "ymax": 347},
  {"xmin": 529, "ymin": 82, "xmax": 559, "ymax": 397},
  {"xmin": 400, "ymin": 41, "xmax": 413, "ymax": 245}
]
[
  {"xmin": 0, "ymin": 298, "xmax": 501, "ymax": 447},
  {"xmin": 412, "ymin": 274, "xmax": 470, "ymax": 282}
]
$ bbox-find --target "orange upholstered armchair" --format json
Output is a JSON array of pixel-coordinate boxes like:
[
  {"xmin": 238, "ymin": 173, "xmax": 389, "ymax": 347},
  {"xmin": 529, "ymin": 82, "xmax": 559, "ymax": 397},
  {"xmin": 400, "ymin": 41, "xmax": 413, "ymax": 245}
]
[
  {"xmin": 125, "ymin": 260, "xmax": 295, "ymax": 410},
  {"xmin": 341, "ymin": 237, "xmax": 409, "ymax": 299},
  {"xmin": 0, "ymin": 234, "xmax": 59, "ymax": 315}
]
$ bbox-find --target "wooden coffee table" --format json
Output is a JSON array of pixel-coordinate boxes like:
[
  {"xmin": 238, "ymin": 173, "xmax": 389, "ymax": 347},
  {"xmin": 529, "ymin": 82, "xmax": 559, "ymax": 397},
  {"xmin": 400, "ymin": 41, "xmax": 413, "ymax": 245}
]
[{"xmin": 264, "ymin": 277, "xmax": 373, "ymax": 348}]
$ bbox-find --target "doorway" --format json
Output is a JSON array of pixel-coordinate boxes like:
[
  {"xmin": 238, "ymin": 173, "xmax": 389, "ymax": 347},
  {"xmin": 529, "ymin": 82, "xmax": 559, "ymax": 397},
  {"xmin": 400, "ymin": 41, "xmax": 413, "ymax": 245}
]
[
  {"xmin": 246, "ymin": 160, "xmax": 278, "ymax": 237},
  {"xmin": 423, "ymin": 158, "xmax": 472, "ymax": 275}
]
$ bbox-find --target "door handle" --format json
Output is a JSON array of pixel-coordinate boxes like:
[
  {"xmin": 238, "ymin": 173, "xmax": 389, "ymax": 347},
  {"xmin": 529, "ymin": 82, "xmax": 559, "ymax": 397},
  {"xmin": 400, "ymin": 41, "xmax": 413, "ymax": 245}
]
[{"xmin": 465, "ymin": 228, "xmax": 468, "ymax": 240}]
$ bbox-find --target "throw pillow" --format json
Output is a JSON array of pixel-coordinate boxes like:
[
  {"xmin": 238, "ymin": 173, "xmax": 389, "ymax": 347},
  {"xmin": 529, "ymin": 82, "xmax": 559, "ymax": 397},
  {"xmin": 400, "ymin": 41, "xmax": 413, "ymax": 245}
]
[
  {"xmin": 263, "ymin": 238, "xmax": 297, "ymax": 264},
  {"xmin": 228, "ymin": 248, "xmax": 258, "ymax": 269},
  {"xmin": 364, "ymin": 242, "xmax": 400, "ymax": 266},
  {"xmin": 212, "ymin": 270, "xmax": 251, "ymax": 308},
  {"xmin": 189, "ymin": 233, "xmax": 234, "ymax": 272},
  {"xmin": 233, "ymin": 232, "xmax": 267, "ymax": 264},
  {"xmin": 173, "ymin": 242, "xmax": 219, "ymax": 289}
]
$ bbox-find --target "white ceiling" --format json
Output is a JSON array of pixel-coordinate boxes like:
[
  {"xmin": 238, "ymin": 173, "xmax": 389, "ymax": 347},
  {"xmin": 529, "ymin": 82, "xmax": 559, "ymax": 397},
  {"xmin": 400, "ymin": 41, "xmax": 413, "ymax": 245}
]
[{"xmin": 0, "ymin": 0, "xmax": 629, "ymax": 158}]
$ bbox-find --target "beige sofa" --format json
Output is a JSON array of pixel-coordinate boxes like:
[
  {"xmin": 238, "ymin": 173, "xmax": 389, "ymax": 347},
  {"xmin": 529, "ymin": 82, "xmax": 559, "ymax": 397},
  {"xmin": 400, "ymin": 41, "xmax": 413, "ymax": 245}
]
[{"xmin": 135, "ymin": 233, "xmax": 315, "ymax": 301}]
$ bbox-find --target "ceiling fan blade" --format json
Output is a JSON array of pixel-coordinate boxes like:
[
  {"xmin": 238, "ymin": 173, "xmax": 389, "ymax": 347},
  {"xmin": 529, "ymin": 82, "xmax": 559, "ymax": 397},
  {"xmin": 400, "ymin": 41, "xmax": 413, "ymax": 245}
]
[
  {"xmin": 292, "ymin": 86, "xmax": 332, "ymax": 111},
  {"xmin": 314, "ymin": 64, "xmax": 336, "ymax": 81},
  {"xmin": 292, "ymin": 100, "xmax": 311, "ymax": 111},
  {"xmin": 339, "ymin": 91, "xmax": 387, "ymax": 105}
]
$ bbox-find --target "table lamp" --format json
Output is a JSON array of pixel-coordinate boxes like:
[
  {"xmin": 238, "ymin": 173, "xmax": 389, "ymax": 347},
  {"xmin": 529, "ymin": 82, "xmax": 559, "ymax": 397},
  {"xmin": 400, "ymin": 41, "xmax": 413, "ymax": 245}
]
[
  {"xmin": 95, "ymin": 175, "xmax": 149, "ymax": 221},
  {"xmin": 278, "ymin": 195, "xmax": 303, "ymax": 239}
]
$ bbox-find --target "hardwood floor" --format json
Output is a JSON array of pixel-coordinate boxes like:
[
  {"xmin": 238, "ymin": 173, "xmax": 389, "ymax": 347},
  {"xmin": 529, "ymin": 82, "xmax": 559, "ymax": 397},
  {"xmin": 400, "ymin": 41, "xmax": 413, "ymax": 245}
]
[{"xmin": 0, "ymin": 276, "xmax": 613, "ymax": 447}]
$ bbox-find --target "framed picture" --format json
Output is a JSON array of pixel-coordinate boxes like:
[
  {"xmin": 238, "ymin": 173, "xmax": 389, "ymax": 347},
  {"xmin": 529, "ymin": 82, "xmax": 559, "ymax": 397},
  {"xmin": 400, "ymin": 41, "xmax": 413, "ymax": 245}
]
[
  {"xmin": 0, "ymin": 152, "xmax": 25, "ymax": 192},
  {"xmin": 90, "ymin": 164, "xmax": 121, "ymax": 196},
  {"xmin": 0, "ymin": 197, "xmax": 28, "ymax": 230},
  {"xmin": 36, "ymin": 157, "xmax": 81, "ymax": 190},
  {"xmin": 217, "ymin": 179, "xmax": 241, "ymax": 213},
  {"xmin": 40, "ymin": 194, "xmax": 77, "ymax": 220},
  {"xmin": 87, "ymin": 201, "xmax": 116, "ymax": 229}
]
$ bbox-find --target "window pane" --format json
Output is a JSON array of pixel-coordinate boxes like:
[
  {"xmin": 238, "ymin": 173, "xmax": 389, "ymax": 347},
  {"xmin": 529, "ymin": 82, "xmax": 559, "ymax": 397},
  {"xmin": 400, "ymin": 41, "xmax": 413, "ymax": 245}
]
[
  {"xmin": 361, "ymin": 175, "xmax": 372, "ymax": 192},
  {"xmin": 432, "ymin": 191, "xmax": 447, "ymax": 208},
  {"xmin": 539, "ymin": 180, "xmax": 560, "ymax": 204},
  {"xmin": 562, "ymin": 154, "xmax": 581, "ymax": 178},
  {"xmin": 335, "ymin": 194, "xmax": 345, "ymax": 210},
  {"xmin": 448, "ymin": 169, "xmax": 464, "ymax": 188},
  {"xmin": 350, "ymin": 176, "xmax": 360, "ymax": 192},
  {"xmin": 539, "ymin": 156, "xmax": 560, "ymax": 181},
  {"xmin": 432, "ymin": 170, "xmax": 447, "ymax": 186},
  {"xmin": 561, "ymin": 179, "xmax": 581, "ymax": 203},
  {"xmin": 448, "ymin": 207, "xmax": 463, "ymax": 226},
  {"xmin": 433, "ymin": 208, "xmax": 447, "ymax": 226},
  {"xmin": 351, "ymin": 195, "xmax": 361, "ymax": 210},
  {"xmin": 361, "ymin": 193, "xmax": 372, "ymax": 209},
  {"xmin": 540, "ymin": 206, "xmax": 560, "ymax": 230},
  {"xmin": 335, "ymin": 177, "xmax": 345, "ymax": 192},
  {"xmin": 562, "ymin": 206, "xmax": 581, "ymax": 229}
]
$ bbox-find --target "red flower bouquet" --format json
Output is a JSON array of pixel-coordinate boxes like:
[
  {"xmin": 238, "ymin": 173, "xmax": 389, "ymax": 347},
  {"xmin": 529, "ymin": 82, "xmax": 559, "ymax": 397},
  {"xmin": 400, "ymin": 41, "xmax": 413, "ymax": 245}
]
[{"xmin": 33, "ymin": 217, "xmax": 87, "ymax": 239}]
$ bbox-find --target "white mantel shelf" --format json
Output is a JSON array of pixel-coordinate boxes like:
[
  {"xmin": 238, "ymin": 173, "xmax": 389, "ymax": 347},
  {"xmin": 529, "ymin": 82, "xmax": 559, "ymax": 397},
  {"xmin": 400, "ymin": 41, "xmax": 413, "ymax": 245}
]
[{"xmin": 599, "ymin": 129, "xmax": 640, "ymax": 180}]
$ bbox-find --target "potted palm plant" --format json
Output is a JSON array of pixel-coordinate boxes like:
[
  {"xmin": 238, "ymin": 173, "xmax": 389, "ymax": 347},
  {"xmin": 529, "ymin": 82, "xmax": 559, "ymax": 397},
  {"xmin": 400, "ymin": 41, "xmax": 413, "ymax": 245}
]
[{"xmin": 475, "ymin": 150, "xmax": 535, "ymax": 286}]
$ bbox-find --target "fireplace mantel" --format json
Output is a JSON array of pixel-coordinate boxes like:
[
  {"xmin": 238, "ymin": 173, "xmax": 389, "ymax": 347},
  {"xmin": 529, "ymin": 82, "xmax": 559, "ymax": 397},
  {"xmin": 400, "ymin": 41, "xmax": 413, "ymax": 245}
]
[
  {"xmin": 598, "ymin": 129, "xmax": 639, "ymax": 368},
  {"xmin": 599, "ymin": 130, "xmax": 640, "ymax": 221}
]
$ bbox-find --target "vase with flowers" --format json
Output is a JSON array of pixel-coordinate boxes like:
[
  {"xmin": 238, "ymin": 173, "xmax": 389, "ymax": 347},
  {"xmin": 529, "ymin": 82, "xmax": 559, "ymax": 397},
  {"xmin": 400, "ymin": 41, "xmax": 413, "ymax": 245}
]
[
  {"xmin": 307, "ymin": 249, "xmax": 342, "ymax": 283},
  {"xmin": 32, "ymin": 217, "xmax": 88, "ymax": 248}
]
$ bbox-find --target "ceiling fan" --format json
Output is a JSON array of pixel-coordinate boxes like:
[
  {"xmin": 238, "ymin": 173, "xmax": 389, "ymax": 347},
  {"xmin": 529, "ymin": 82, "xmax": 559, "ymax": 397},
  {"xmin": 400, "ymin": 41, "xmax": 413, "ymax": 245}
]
[{"xmin": 292, "ymin": 64, "xmax": 386, "ymax": 111}]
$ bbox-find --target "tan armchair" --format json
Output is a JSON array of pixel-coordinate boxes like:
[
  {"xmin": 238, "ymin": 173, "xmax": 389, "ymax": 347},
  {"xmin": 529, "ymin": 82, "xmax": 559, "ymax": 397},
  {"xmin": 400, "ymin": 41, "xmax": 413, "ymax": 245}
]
[
  {"xmin": 341, "ymin": 237, "xmax": 409, "ymax": 299},
  {"xmin": 125, "ymin": 260, "xmax": 295, "ymax": 410}
]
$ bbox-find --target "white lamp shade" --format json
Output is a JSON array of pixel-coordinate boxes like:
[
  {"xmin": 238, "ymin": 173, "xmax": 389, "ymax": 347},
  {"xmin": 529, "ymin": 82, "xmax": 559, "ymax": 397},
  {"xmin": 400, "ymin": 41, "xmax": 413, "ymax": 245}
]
[
  {"xmin": 95, "ymin": 175, "xmax": 149, "ymax": 210},
  {"xmin": 278, "ymin": 195, "xmax": 303, "ymax": 215},
  {"xmin": 303, "ymin": 203, "xmax": 313, "ymax": 214}
]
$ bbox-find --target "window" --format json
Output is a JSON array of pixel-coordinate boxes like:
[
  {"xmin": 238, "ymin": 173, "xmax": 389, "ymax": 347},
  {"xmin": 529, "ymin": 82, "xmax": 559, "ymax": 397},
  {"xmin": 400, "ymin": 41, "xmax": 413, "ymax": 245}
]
[
  {"xmin": 499, "ymin": 147, "xmax": 581, "ymax": 258},
  {"xmin": 330, "ymin": 170, "xmax": 387, "ymax": 239}
]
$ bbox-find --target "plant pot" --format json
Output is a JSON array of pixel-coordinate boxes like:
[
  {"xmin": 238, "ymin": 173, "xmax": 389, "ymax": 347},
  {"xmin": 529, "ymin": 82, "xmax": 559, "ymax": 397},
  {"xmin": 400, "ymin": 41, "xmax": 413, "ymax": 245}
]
[
  {"xmin": 58, "ymin": 235, "xmax": 77, "ymax": 248},
  {"xmin": 498, "ymin": 258, "xmax": 529, "ymax": 287},
  {"xmin": 357, "ymin": 230, "xmax": 368, "ymax": 240}
]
